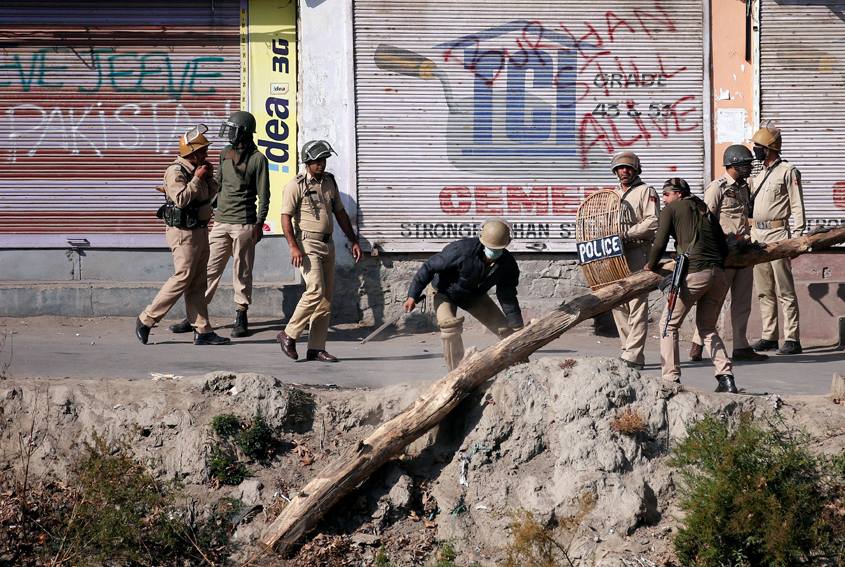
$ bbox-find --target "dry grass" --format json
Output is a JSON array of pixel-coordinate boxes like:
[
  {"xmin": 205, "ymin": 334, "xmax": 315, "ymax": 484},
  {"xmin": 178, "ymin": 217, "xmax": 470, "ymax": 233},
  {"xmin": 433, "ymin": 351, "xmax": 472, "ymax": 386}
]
[{"xmin": 610, "ymin": 407, "xmax": 648, "ymax": 436}]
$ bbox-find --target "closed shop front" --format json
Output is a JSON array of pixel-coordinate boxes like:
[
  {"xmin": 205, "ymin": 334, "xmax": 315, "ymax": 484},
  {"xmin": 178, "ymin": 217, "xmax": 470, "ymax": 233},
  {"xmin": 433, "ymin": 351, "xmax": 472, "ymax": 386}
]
[
  {"xmin": 759, "ymin": 0, "xmax": 845, "ymax": 232},
  {"xmin": 354, "ymin": 0, "xmax": 707, "ymax": 252},
  {"xmin": 0, "ymin": 0, "xmax": 241, "ymax": 247}
]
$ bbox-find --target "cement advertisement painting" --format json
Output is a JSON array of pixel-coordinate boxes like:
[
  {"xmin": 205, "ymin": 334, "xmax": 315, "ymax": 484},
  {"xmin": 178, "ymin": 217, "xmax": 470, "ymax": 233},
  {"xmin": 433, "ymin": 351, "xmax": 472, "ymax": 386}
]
[
  {"xmin": 355, "ymin": 0, "xmax": 704, "ymax": 251},
  {"xmin": 247, "ymin": 0, "xmax": 297, "ymax": 235}
]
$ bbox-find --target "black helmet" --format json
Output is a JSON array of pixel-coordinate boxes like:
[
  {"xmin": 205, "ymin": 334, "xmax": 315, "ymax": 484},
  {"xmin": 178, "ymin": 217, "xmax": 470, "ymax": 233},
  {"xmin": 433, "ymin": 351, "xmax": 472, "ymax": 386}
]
[
  {"xmin": 219, "ymin": 111, "xmax": 257, "ymax": 142},
  {"xmin": 301, "ymin": 140, "xmax": 336, "ymax": 163},
  {"xmin": 723, "ymin": 144, "xmax": 754, "ymax": 167}
]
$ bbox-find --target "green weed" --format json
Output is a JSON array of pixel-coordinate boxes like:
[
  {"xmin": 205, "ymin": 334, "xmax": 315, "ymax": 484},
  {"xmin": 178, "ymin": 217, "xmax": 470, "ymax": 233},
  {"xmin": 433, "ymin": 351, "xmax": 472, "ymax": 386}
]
[{"xmin": 670, "ymin": 414, "xmax": 845, "ymax": 566}]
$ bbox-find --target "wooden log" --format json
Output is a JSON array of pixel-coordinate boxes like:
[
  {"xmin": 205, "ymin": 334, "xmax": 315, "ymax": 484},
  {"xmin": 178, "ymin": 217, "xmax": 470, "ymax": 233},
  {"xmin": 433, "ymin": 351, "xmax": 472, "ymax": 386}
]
[
  {"xmin": 830, "ymin": 373, "xmax": 845, "ymax": 400},
  {"xmin": 259, "ymin": 226, "xmax": 845, "ymax": 555}
]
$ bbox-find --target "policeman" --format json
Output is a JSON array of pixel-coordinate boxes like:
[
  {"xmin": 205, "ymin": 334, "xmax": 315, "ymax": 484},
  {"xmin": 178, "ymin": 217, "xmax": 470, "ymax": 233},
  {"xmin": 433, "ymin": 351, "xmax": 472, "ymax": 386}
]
[
  {"xmin": 402, "ymin": 219, "xmax": 523, "ymax": 371},
  {"xmin": 136, "ymin": 125, "xmax": 230, "ymax": 346},
  {"xmin": 610, "ymin": 152, "xmax": 661, "ymax": 370},
  {"xmin": 749, "ymin": 124, "xmax": 806, "ymax": 355},
  {"xmin": 277, "ymin": 140, "xmax": 362, "ymax": 362},
  {"xmin": 168, "ymin": 111, "xmax": 270, "ymax": 338},
  {"xmin": 646, "ymin": 179, "xmax": 735, "ymax": 393},
  {"xmin": 688, "ymin": 145, "xmax": 768, "ymax": 362}
]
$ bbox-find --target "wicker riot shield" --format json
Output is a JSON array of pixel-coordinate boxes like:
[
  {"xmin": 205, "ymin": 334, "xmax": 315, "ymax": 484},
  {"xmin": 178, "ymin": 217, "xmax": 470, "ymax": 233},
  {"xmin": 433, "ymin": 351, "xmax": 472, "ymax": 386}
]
[{"xmin": 576, "ymin": 189, "xmax": 631, "ymax": 290}]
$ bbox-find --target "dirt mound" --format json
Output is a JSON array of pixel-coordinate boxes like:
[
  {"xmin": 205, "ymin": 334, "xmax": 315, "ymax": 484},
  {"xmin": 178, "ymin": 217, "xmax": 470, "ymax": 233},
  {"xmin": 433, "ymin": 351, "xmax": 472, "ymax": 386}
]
[{"xmin": 2, "ymin": 359, "xmax": 842, "ymax": 565}]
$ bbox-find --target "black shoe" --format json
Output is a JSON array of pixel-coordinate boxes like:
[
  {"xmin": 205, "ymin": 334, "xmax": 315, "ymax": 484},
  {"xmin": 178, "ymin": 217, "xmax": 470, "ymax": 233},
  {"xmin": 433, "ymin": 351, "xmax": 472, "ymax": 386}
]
[
  {"xmin": 135, "ymin": 318, "xmax": 151, "ymax": 345},
  {"xmin": 231, "ymin": 310, "xmax": 249, "ymax": 338},
  {"xmin": 306, "ymin": 349, "xmax": 339, "ymax": 362},
  {"xmin": 277, "ymin": 331, "xmax": 298, "ymax": 360},
  {"xmin": 194, "ymin": 331, "xmax": 231, "ymax": 345},
  {"xmin": 715, "ymin": 374, "xmax": 738, "ymax": 394},
  {"xmin": 169, "ymin": 318, "xmax": 192, "ymax": 333},
  {"xmin": 776, "ymin": 340, "xmax": 803, "ymax": 355},
  {"xmin": 622, "ymin": 358, "xmax": 644, "ymax": 370},
  {"xmin": 689, "ymin": 342, "xmax": 703, "ymax": 362},
  {"xmin": 732, "ymin": 347, "xmax": 769, "ymax": 362},
  {"xmin": 751, "ymin": 339, "xmax": 779, "ymax": 352}
]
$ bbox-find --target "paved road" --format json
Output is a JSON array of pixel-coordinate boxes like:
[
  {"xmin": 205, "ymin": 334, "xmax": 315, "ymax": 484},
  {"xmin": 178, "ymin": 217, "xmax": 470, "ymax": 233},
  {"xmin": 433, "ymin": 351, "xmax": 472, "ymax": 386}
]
[{"xmin": 2, "ymin": 316, "xmax": 842, "ymax": 396}]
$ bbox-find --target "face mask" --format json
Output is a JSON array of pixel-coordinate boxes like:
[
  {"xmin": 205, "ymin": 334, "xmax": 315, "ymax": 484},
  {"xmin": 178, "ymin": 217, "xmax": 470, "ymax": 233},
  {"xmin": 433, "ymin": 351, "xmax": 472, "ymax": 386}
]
[
  {"xmin": 484, "ymin": 247, "xmax": 503, "ymax": 260},
  {"xmin": 753, "ymin": 146, "xmax": 767, "ymax": 161}
]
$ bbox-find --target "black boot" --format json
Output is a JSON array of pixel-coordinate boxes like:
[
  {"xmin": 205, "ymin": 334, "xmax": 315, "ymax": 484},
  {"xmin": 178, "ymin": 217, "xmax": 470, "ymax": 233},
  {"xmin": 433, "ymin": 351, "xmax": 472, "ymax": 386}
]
[
  {"xmin": 231, "ymin": 310, "xmax": 249, "ymax": 338},
  {"xmin": 135, "ymin": 318, "xmax": 151, "ymax": 345},
  {"xmin": 776, "ymin": 340, "xmax": 802, "ymax": 355},
  {"xmin": 194, "ymin": 331, "xmax": 231, "ymax": 345},
  {"xmin": 715, "ymin": 374, "xmax": 738, "ymax": 394},
  {"xmin": 169, "ymin": 318, "xmax": 192, "ymax": 333}
]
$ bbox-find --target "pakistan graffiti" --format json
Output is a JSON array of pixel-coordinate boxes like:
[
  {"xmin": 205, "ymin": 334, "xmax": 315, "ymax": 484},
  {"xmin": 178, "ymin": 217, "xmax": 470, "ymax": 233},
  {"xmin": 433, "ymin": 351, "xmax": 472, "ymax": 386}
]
[
  {"xmin": 0, "ymin": 46, "xmax": 237, "ymax": 170},
  {"xmin": 5, "ymin": 101, "xmax": 234, "ymax": 163}
]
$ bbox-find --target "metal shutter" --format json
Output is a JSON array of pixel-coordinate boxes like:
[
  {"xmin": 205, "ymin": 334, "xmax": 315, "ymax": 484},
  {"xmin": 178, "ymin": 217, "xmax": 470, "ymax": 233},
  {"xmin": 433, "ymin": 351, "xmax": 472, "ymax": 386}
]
[
  {"xmin": 759, "ymin": 0, "xmax": 845, "ymax": 232},
  {"xmin": 354, "ymin": 0, "xmax": 707, "ymax": 252},
  {"xmin": 0, "ymin": 0, "xmax": 240, "ymax": 246}
]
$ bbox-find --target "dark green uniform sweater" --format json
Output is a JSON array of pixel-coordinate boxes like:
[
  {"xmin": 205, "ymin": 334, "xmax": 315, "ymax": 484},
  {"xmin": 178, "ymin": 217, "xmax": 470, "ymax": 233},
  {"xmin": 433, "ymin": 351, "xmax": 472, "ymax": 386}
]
[
  {"xmin": 648, "ymin": 195, "xmax": 728, "ymax": 273},
  {"xmin": 214, "ymin": 143, "xmax": 270, "ymax": 225}
]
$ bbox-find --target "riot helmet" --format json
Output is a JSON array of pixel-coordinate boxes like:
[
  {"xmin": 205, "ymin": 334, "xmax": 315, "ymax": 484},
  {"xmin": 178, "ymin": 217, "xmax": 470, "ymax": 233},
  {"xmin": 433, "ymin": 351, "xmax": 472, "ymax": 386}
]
[
  {"xmin": 479, "ymin": 218, "xmax": 513, "ymax": 249},
  {"xmin": 301, "ymin": 140, "xmax": 336, "ymax": 163},
  {"xmin": 179, "ymin": 124, "xmax": 211, "ymax": 157},
  {"xmin": 722, "ymin": 144, "xmax": 754, "ymax": 167},
  {"xmin": 219, "ymin": 111, "xmax": 257, "ymax": 144},
  {"xmin": 751, "ymin": 121, "xmax": 782, "ymax": 152},
  {"xmin": 610, "ymin": 152, "xmax": 642, "ymax": 175}
]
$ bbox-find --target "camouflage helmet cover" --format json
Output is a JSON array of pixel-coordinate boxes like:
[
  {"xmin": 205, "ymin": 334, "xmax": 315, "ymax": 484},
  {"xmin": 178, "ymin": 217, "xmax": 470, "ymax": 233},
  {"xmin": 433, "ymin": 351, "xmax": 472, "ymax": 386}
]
[{"xmin": 610, "ymin": 151, "xmax": 642, "ymax": 175}]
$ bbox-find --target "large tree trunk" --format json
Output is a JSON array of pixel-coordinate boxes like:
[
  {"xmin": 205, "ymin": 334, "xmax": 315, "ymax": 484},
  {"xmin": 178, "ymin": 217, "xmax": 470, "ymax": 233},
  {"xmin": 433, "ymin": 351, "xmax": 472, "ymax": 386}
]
[{"xmin": 259, "ymin": 226, "xmax": 845, "ymax": 555}]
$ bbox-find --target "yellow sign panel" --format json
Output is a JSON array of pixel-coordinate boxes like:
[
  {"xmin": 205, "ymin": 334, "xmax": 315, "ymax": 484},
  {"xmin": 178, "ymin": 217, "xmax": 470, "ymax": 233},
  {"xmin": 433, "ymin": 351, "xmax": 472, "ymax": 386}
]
[{"xmin": 247, "ymin": 0, "xmax": 297, "ymax": 234}]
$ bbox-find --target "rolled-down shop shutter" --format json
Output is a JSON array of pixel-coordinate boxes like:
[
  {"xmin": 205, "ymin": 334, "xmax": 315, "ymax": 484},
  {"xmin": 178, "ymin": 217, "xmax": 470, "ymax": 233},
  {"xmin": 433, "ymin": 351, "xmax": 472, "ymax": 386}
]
[
  {"xmin": 0, "ymin": 0, "xmax": 240, "ymax": 247},
  {"xmin": 353, "ymin": 0, "xmax": 707, "ymax": 252},
  {"xmin": 759, "ymin": 0, "xmax": 845, "ymax": 231}
]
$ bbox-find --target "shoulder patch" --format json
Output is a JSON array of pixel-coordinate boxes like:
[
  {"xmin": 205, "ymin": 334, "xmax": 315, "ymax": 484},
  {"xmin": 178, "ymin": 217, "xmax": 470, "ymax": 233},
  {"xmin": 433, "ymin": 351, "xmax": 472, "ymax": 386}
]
[
  {"xmin": 170, "ymin": 164, "xmax": 183, "ymax": 172},
  {"xmin": 649, "ymin": 195, "xmax": 658, "ymax": 203},
  {"xmin": 295, "ymin": 173, "xmax": 306, "ymax": 182}
]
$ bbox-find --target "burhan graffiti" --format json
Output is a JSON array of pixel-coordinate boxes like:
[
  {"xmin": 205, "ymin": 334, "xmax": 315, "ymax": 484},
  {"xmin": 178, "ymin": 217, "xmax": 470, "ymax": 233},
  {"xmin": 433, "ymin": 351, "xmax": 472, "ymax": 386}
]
[{"xmin": 357, "ymin": 1, "xmax": 704, "ymax": 250}]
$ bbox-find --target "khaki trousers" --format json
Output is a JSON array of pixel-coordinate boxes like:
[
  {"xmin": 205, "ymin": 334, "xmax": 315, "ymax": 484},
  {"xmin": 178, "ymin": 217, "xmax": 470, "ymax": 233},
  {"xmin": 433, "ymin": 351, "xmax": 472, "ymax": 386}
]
[
  {"xmin": 751, "ymin": 225, "xmax": 799, "ymax": 342},
  {"xmin": 692, "ymin": 266, "xmax": 753, "ymax": 350},
  {"xmin": 660, "ymin": 266, "xmax": 732, "ymax": 382},
  {"xmin": 753, "ymin": 257, "xmax": 800, "ymax": 342},
  {"xmin": 141, "ymin": 227, "xmax": 212, "ymax": 334},
  {"xmin": 206, "ymin": 222, "xmax": 256, "ymax": 307},
  {"xmin": 284, "ymin": 238, "xmax": 335, "ymax": 350},
  {"xmin": 613, "ymin": 244, "xmax": 651, "ymax": 366},
  {"xmin": 433, "ymin": 291, "xmax": 510, "ymax": 336}
]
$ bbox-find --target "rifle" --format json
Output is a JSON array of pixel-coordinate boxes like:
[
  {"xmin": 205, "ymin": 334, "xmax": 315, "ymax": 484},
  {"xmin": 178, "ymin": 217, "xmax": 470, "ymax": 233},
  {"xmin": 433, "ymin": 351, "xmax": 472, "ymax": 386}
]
[{"xmin": 660, "ymin": 253, "xmax": 689, "ymax": 338}]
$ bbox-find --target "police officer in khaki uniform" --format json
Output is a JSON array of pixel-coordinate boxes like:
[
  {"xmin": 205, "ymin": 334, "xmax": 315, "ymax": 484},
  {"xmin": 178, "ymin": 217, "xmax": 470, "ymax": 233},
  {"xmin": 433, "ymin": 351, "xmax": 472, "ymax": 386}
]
[
  {"xmin": 749, "ymin": 124, "xmax": 806, "ymax": 355},
  {"xmin": 646, "ymin": 179, "xmax": 736, "ymax": 393},
  {"xmin": 688, "ymin": 145, "xmax": 768, "ymax": 362},
  {"xmin": 168, "ymin": 111, "xmax": 270, "ymax": 338},
  {"xmin": 136, "ymin": 125, "xmax": 230, "ymax": 346},
  {"xmin": 277, "ymin": 140, "xmax": 361, "ymax": 362},
  {"xmin": 610, "ymin": 152, "xmax": 661, "ymax": 370}
]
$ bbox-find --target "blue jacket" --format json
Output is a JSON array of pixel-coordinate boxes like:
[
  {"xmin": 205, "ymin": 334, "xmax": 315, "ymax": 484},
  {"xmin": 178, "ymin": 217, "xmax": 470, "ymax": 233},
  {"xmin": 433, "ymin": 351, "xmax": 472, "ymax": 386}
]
[{"xmin": 408, "ymin": 238, "xmax": 523, "ymax": 328}]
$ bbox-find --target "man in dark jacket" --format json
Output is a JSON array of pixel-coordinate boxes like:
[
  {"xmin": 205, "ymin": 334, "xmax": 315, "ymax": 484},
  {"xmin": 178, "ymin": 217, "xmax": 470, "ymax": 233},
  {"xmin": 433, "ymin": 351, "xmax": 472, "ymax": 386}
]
[
  {"xmin": 403, "ymin": 219, "xmax": 523, "ymax": 371},
  {"xmin": 646, "ymin": 179, "xmax": 737, "ymax": 393}
]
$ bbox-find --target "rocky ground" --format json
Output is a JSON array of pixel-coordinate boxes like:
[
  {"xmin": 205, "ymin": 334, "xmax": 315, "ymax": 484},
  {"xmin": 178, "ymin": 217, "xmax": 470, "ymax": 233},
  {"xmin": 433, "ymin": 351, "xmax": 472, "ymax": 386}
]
[{"xmin": 2, "ymin": 357, "xmax": 845, "ymax": 566}]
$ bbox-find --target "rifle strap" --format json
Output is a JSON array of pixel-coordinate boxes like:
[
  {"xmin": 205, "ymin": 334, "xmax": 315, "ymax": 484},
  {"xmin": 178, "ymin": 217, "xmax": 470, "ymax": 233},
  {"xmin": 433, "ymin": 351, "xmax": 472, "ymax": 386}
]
[{"xmin": 750, "ymin": 159, "xmax": 782, "ymax": 210}]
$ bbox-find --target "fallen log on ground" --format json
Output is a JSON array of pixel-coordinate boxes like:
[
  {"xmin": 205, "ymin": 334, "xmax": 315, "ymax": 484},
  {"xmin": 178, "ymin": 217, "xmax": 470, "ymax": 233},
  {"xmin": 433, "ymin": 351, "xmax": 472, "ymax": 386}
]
[{"xmin": 259, "ymin": 226, "xmax": 845, "ymax": 555}]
